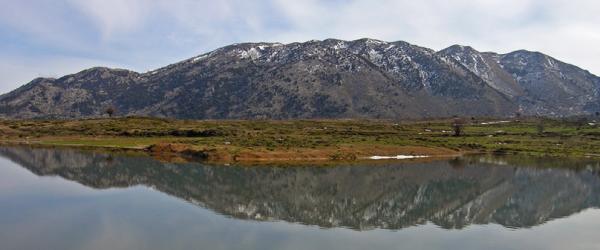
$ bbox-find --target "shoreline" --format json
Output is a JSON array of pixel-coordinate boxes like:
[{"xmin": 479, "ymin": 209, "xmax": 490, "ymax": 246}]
[
  {"xmin": 0, "ymin": 117, "xmax": 599, "ymax": 165},
  {"xmin": 2, "ymin": 137, "xmax": 600, "ymax": 168},
  {"xmin": 2, "ymin": 140, "xmax": 600, "ymax": 170},
  {"xmin": 0, "ymin": 138, "xmax": 465, "ymax": 165}
]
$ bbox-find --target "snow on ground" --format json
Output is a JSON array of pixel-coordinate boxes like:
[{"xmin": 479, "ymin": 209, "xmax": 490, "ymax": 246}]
[
  {"xmin": 191, "ymin": 54, "xmax": 208, "ymax": 63},
  {"xmin": 368, "ymin": 155, "xmax": 429, "ymax": 160},
  {"xmin": 240, "ymin": 48, "xmax": 262, "ymax": 60},
  {"xmin": 333, "ymin": 41, "xmax": 348, "ymax": 50},
  {"xmin": 480, "ymin": 121, "xmax": 511, "ymax": 125}
]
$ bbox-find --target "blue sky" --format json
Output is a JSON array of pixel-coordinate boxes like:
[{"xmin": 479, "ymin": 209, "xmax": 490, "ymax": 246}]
[{"xmin": 1, "ymin": 0, "xmax": 600, "ymax": 94}]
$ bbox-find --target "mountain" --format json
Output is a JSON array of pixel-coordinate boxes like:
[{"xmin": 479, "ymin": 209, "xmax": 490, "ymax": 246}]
[
  {"xmin": 438, "ymin": 45, "xmax": 600, "ymax": 116},
  {"xmin": 2, "ymin": 146, "xmax": 600, "ymax": 230},
  {"xmin": 1, "ymin": 38, "xmax": 598, "ymax": 119}
]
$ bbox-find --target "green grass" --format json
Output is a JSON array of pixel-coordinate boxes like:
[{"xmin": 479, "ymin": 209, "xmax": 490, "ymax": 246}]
[{"xmin": 1, "ymin": 116, "xmax": 599, "ymax": 158}]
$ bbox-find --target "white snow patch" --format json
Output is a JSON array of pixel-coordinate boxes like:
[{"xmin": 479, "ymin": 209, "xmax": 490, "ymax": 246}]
[
  {"xmin": 546, "ymin": 56, "xmax": 558, "ymax": 69},
  {"xmin": 368, "ymin": 155, "xmax": 429, "ymax": 160},
  {"xmin": 480, "ymin": 121, "xmax": 510, "ymax": 125},
  {"xmin": 191, "ymin": 54, "xmax": 208, "ymax": 62},
  {"xmin": 240, "ymin": 48, "xmax": 261, "ymax": 60},
  {"xmin": 365, "ymin": 39, "xmax": 386, "ymax": 46},
  {"xmin": 471, "ymin": 54, "xmax": 480, "ymax": 74},
  {"xmin": 147, "ymin": 69, "xmax": 161, "ymax": 75},
  {"xmin": 368, "ymin": 49, "xmax": 383, "ymax": 63},
  {"xmin": 333, "ymin": 41, "xmax": 348, "ymax": 50}
]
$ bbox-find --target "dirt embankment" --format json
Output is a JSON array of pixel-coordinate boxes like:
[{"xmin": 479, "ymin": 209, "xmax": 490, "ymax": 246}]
[{"xmin": 146, "ymin": 143, "xmax": 461, "ymax": 163}]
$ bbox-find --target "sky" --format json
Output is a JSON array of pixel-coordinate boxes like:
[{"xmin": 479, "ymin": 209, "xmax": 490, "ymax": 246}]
[{"xmin": 1, "ymin": 0, "xmax": 600, "ymax": 94}]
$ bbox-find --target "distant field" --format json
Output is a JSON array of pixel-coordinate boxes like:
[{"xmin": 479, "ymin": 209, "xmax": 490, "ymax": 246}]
[{"xmin": 1, "ymin": 117, "xmax": 599, "ymax": 162}]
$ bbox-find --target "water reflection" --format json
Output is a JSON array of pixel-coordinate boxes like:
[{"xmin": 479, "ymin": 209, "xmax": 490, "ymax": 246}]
[{"xmin": 1, "ymin": 146, "xmax": 599, "ymax": 231}]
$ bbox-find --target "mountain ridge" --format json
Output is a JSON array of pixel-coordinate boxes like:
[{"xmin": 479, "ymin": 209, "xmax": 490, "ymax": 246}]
[{"xmin": 1, "ymin": 38, "xmax": 598, "ymax": 119}]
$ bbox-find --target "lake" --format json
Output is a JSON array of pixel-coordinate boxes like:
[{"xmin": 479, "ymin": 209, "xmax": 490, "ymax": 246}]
[{"xmin": 1, "ymin": 146, "xmax": 599, "ymax": 250}]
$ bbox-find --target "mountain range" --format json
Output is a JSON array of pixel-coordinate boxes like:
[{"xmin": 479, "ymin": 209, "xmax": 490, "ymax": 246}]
[{"xmin": 1, "ymin": 38, "xmax": 599, "ymax": 119}]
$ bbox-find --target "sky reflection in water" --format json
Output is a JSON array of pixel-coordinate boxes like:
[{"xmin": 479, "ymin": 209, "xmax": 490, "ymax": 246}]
[{"xmin": 0, "ymin": 146, "xmax": 599, "ymax": 250}]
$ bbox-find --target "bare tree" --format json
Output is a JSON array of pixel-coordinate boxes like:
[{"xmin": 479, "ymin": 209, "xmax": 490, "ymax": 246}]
[
  {"xmin": 536, "ymin": 118, "xmax": 545, "ymax": 135},
  {"xmin": 575, "ymin": 117, "xmax": 588, "ymax": 130},
  {"xmin": 452, "ymin": 117, "xmax": 466, "ymax": 137},
  {"xmin": 105, "ymin": 106, "xmax": 115, "ymax": 118}
]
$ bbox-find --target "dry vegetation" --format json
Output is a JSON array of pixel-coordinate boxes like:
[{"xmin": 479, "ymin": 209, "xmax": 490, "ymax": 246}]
[{"xmin": 0, "ymin": 116, "xmax": 599, "ymax": 163}]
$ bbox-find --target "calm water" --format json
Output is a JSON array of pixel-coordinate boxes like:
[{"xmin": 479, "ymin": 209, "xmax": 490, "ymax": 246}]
[{"xmin": 1, "ymin": 146, "xmax": 600, "ymax": 250}]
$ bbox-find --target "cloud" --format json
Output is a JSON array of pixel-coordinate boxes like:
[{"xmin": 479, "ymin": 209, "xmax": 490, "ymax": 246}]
[
  {"xmin": 66, "ymin": 0, "xmax": 152, "ymax": 41},
  {"xmin": 1, "ymin": 0, "xmax": 600, "ymax": 93}
]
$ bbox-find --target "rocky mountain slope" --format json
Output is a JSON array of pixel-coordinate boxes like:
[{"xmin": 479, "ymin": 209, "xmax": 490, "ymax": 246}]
[
  {"xmin": 438, "ymin": 45, "xmax": 600, "ymax": 116},
  {"xmin": 2, "ymin": 146, "xmax": 599, "ymax": 230},
  {"xmin": 1, "ymin": 38, "xmax": 598, "ymax": 119}
]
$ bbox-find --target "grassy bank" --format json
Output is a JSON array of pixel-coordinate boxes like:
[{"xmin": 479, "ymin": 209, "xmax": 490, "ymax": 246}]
[{"xmin": 0, "ymin": 117, "xmax": 599, "ymax": 162}]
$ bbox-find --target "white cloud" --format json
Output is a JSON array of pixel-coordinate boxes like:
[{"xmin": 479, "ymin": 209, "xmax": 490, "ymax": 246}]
[
  {"xmin": 1, "ymin": 0, "xmax": 600, "ymax": 93},
  {"xmin": 66, "ymin": 0, "xmax": 152, "ymax": 41}
]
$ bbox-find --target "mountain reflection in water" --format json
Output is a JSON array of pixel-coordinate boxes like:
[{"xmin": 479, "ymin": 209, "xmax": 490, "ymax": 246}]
[{"xmin": 1, "ymin": 146, "xmax": 599, "ymax": 231}]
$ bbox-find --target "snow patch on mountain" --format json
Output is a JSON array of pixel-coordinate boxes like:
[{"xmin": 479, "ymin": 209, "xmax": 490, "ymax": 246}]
[
  {"xmin": 240, "ymin": 48, "xmax": 262, "ymax": 60},
  {"xmin": 191, "ymin": 54, "xmax": 208, "ymax": 63}
]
